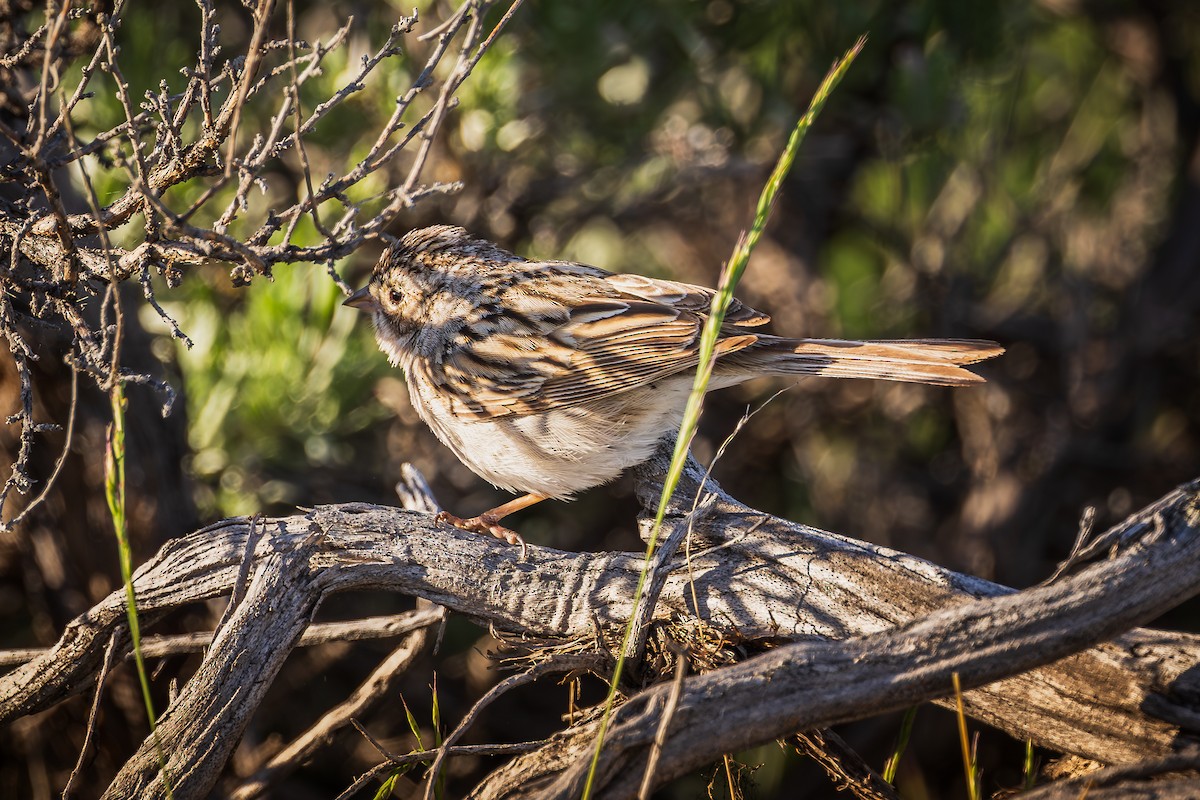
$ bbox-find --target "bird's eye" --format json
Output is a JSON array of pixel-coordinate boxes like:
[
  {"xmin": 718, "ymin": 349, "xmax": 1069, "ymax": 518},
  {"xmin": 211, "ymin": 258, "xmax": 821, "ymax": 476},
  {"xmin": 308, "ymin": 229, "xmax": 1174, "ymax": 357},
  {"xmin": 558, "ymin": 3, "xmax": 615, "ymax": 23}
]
[{"xmin": 388, "ymin": 289, "xmax": 402, "ymax": 306}]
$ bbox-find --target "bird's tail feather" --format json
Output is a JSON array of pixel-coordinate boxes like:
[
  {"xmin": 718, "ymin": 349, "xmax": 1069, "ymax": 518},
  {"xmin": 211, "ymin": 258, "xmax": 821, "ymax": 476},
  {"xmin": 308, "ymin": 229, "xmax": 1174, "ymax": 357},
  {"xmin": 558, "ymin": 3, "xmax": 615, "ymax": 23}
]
[{"xmin": 730, "ymin": 336, "xmax": 1004, "ymax": 386}]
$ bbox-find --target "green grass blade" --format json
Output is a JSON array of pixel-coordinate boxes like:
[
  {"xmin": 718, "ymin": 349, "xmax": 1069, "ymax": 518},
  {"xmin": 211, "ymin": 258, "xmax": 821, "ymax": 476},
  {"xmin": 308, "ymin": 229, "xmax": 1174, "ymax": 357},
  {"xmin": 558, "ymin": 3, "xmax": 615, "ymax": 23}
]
[
  {"xmin": 106, "ymin": 384, "xmax": 172, "ymax": 795},
  {"xmin": 65, "ymin": 85, "xmax": 171, "ymax": 794},
  {"xmin": 580, "ymin": 36, "xmax": 867, "ymax": 800},
  {"xmin": 882, "ymin": 705, "xmax": 918, "ymax": 783},
  {"xmin": 371, "ymin": 770, "xmax": 402, "ymax": 800},
  {"xmin": 952, "ymin": 672, "xmax": 980, "ymax": 800},
  {"xmin": 431, "ymin": 676, "xmax": 445, "ymax": 800},
  {"xmin": 401, "ymin": 695, "xmax": 426, "ymax": 751},
  {"xmin": 431, "ymin": 675, "xmax": 443, "ymax": 748}
]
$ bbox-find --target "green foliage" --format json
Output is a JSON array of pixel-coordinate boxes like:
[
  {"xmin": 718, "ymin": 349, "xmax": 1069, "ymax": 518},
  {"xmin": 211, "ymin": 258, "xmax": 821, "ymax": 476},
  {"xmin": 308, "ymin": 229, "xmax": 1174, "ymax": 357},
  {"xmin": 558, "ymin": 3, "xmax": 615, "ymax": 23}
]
[
  {"xmin": 146, "ymin": 265, "xmax": 388, "ymax": 516},
  {"xmin": 77, "ymin": 0, "xmax": 1184, "ymax": 537},
  {"xmin": 114, "ymin": 0, "xmax": 1175, "ymax": 531}
]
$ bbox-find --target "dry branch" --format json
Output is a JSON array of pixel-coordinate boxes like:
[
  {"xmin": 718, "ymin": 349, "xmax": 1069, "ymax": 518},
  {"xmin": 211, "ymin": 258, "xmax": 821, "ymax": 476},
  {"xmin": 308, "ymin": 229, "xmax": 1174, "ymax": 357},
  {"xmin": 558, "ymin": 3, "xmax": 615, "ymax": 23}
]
[
  {"xmin": 488, "ymin": 471, "xmax": 1200, "ymax": 799},
  {"xmin": 0, "ymin": 609, "xmax": 444, "ymax": 667},
  {"xmin": 0, "ymin": 447, "xmax": 1198, "ymax": 797},
  {"xmin": 231, "ymin": 603, "xmax": 444, "ymax": 800},
  {"xmin": 1018, "ymin": 755, "xmax": 1200, "ymax": 799},
  {"xmin": 0, "ymin": 0, "xmax": 516, "ymax": 524},
  {"xmin": 103, "ymin": 525, "xmax": 326, "ymax": 799},
  {"xmin": 788, "ymin": 731, "xmax": 900, "ymax": 800}
]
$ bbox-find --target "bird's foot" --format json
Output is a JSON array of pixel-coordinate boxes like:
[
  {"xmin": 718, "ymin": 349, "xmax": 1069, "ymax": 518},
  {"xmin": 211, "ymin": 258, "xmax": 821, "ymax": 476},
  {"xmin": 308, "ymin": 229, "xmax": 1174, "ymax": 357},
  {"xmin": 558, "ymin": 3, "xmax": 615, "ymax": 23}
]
[{"xmin": 436, "ymin": 510, "xmax": 528, "ymax": 560}]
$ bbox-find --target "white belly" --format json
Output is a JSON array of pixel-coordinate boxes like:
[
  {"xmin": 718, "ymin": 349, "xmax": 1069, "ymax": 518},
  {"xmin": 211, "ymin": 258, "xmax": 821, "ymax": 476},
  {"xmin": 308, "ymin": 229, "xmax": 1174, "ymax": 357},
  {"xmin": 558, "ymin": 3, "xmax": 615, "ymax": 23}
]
[{"xmin": 408, "ymin": 376, "xmax": 700, "ymax": 499}]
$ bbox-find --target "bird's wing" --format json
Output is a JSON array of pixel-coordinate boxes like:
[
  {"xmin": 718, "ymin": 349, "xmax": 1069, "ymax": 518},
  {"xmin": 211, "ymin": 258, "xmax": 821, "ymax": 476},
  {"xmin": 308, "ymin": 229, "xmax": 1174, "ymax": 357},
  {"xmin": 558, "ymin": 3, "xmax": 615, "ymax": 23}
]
[
  {"xmin": 433, "ymin": 268, "xmax": 763, "ymax": 419},
  {"xmin": 601, "ymin": 273, "xmax": 772, "ymax": 327}
]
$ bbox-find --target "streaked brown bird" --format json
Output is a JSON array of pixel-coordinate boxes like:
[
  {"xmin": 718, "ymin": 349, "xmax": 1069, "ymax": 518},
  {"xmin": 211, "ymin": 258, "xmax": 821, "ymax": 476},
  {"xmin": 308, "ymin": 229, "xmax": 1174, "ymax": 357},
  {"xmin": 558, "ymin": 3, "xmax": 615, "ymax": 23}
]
[{"xmin": 346, "ymin": 225, "xmax": 1002, "ymax": 548}]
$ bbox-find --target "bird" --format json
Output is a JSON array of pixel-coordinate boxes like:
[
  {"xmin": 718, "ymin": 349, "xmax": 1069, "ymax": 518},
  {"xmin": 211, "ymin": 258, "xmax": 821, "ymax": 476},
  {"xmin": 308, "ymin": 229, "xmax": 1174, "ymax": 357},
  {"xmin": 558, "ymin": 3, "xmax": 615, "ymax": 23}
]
[{"xmin": 345, "ymin": 225, "xmax": 1002, "ymax": 549}]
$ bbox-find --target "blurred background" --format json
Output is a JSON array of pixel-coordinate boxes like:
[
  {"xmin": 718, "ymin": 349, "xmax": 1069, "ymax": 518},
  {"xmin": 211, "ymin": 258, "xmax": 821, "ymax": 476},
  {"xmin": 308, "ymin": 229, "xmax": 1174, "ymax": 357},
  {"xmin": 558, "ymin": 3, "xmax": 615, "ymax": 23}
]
[{"xmin": 3, "ymin": 0, "xmax": 1200, "ymax": 797}]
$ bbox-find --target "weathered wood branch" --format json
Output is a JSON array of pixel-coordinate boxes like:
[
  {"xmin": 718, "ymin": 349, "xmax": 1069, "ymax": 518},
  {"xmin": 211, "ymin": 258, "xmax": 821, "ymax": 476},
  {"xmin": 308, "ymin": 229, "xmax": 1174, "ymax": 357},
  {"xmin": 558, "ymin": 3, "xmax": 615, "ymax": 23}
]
[
  {"xmin": 1019, "ymin": 755, "xmax": 1200, "ymax": 799},
  {"xmin": 103, "ymin": 528, "xmax": 325, "ymax": 799},
  {"xmin": 231, "ymin": 601, "xmax": 445, "ymax": 800},
  {"xmin": 483, "ymin": 472, "xmax": 1200, "ymax": 799},
  {"xmin": 0, "ymin": 451, "xmax": 1198, "ymax": 798},
  {"xmin": 0, "ymin": 609, "xmax": 442, "ymax": 667}
]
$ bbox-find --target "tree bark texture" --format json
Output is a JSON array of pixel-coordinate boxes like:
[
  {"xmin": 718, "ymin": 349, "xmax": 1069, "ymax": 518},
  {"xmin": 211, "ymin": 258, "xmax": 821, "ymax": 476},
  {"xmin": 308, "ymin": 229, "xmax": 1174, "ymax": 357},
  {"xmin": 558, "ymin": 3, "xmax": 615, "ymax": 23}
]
[{"xmin": 0, "ymin": 447, "xmax": 1197, "ymax": 798}]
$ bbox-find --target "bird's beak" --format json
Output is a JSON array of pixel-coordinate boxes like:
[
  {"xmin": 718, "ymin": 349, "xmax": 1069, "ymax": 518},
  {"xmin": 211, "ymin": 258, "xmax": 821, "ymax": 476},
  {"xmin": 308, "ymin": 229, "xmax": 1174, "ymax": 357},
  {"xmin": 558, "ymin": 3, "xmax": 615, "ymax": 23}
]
[{"xmin": 343, "ymin": 286, "xmax": 376, "ymax": 313}]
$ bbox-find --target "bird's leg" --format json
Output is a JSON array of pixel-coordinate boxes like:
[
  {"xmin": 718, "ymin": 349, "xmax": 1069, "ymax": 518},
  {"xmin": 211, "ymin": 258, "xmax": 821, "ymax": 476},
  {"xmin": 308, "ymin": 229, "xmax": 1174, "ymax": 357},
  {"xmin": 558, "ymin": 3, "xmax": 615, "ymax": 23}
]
[{"xmin": 436, "ymin": 493, "xmax": 547, "ymax": 557}]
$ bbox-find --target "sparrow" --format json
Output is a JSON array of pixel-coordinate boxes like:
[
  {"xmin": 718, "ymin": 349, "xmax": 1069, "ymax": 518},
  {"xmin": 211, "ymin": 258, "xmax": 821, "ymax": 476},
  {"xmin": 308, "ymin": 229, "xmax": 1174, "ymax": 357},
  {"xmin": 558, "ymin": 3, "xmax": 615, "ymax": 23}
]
[{"xmin": 346, "ymin": 225, "xmax": 1002, "ymax": 548}]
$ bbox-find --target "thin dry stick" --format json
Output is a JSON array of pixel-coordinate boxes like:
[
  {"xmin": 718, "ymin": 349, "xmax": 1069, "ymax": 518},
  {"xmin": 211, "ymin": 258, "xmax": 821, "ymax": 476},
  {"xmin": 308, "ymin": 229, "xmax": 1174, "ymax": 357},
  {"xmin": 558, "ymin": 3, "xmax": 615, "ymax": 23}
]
[
  {"xmin": 31, "ymin": 0, "xmax": 72, "ymax": 153},
  {"xmin": 395, "ymin": 463, "xmax": 443, "ymax": 515},
  {"xmin": 335, "ymin": 761, "xmax": 395, "ymax": 800},
  {"xmin": 0, "ymin": 610, "xmax": 443, "ymax": 667},
  {"xmin": 54, "ymin": 78, "xmax": 119, "ymax": 377},
  {"xmin": 279, "ymin": 10, "xmax": 354, "ymax": 294},
  {"xmin": 625, "ymin": 495, "xmax": 717, "ymax": 666},
  {"xmin": 3, "ymin": 364, "xmax": 77, "ymax": 530},
  {"xmin": 336, "ymin": 739, "xmax": 546, "ymax": 800},
  {"xmin": 224, "ymin": 0, "xmax": 278, "ymax": 178},
  {"xmin": 96, "ymin": 17, "xmax": 155, "ymax": 235},
  {"xmin": 683, "ymin": 388, "xmax": 789, "ymax": 616},
  {"xmin": 351, "ymin": 717, "xmax": 405, "ymax": 766},
  {"xmin": 232, "ymin": 611, "xmax": 443, "ymax": 800},
  {"xmin": 28, "ymin": 0, "xmax": 77, "ymax": 281},
  {"xmin": 44, "ymin": 3, "xmax": 129, "ymax": 151},
  {"xmin": 62, "ymin": 629, "xmax": 121, "ymax": 798},
  {"xmin": 399, "ymin": 0, "xmax": 527, "ymax": 195},
  {"xmin": 0, "ymin": 14, "xmax": 53, "ymax": 69},
  {"xmin": 283, "ymin": 0, "xmax": 331, "ymax": 248},
  {"xmin": 0, "ymin": 298, "xmax": 38, "ymax": 522},
  {"xmin": 790, "ymin": 730, "xmax": 901, "ymax": 800},
  {"xmin": 1045, "ymin": 506, "xmax": 1098, "ymax": 584},
  {"xmin": 637, "ymin": 645, "xmax": 689, "ymax": 800},
  {"xmin": 214, "ymin": 514, "xmax": 263, "ymax": 636},
  {"xmin": 420, "ymin": 653, "xmax": 606, "ymax": 800}
]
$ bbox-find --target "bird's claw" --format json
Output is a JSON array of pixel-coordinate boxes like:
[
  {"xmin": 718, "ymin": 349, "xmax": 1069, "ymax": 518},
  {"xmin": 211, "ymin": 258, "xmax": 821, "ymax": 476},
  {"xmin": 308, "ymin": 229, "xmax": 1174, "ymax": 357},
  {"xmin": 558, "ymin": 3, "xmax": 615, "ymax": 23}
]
[{"xmin": 436, "ymin": 510, "xmax": 528, "ymax": 560}]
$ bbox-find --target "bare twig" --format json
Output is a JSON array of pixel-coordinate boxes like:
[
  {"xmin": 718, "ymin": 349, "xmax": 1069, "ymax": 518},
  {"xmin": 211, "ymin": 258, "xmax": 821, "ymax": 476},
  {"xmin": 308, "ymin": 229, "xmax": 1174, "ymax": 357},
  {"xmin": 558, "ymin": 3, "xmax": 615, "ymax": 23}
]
[
  {"xmin": 1, "ymin": 0, "xmax": 521, "ymax": 522},
  {"xmin": 223, "ymin": 0, "xmax": 278, "ymax": 180},
  {"xmin": 625, "ymin": 494, "xmax": 716, "ymax": 666},
  {"xmin": 335, "ymin": 739, "xmax": 546, "ymax": 800},
  {"xmin": 421, "ymin": 653, "xmax": 606, "ymax": 799},
  {"xmin": 789, "ymin": 730, "xmax": 901, "ymax": 800},
  {"xmin": 2, "ymin": 361, "xmax": 77, "ymax": 531},
  {"xmin": 395, "ymin": 463, "xmax": 443, "ymax": 514},
  {"xmin": 637, "ymin": 643, "xmax": 689, "ymax": 800},
  {"xmin": 0, "ymin": 609, "xmax": 445, "ymax": 667},
  {"xmin": 231, "ymin": 606, "xmax": 444, "ymax": 800},
  {"xmin": 62, "ymin": 629, "xmax": 122, "ymax": 798},
  {"xmin": 214, "ymin": 514, "xmax": 263, "ymax": 635}
]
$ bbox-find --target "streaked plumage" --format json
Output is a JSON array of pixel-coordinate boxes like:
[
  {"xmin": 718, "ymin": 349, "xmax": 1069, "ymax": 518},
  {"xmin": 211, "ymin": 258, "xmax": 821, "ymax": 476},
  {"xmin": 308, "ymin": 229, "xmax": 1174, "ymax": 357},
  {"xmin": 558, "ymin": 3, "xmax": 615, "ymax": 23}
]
[{"xmin": 347, "ymin": 225, "xmax": 1003, "ymax": 543}]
